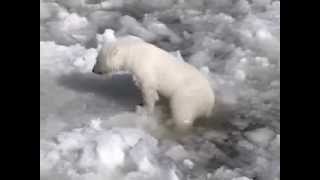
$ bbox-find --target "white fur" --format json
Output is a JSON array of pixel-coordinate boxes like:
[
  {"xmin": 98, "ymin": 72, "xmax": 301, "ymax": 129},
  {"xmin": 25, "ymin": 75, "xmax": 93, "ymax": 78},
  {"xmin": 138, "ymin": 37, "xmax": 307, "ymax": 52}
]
[{"xmin": 93, "ymin": 36, "xmax": 215, "ymax": 131}]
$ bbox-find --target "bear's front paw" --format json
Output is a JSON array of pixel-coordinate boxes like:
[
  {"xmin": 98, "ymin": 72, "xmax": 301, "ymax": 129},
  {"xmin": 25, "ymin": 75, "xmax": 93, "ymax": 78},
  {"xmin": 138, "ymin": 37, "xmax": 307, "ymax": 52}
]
[
  {"xmin": 135, "ymin": 105, "xmax": 146, "ymax": 115},
  {"xmin": 135, "ymin": 105, "xmax": 154, "ymax": 116},
  {"xmin": 174, "ymin": 120, "xmax": 193, "ymax": 134},
  {"xmin": 144, "ymin": 106, "xmax": 155, "ymax": 116}
]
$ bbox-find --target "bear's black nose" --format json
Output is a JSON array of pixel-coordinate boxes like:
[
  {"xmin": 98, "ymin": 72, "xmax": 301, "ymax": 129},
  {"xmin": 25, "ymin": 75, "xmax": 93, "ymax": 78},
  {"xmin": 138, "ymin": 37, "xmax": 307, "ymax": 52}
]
[{"xmin": 92, "ymin": 68, "xmax": 102, "ymax": 74}]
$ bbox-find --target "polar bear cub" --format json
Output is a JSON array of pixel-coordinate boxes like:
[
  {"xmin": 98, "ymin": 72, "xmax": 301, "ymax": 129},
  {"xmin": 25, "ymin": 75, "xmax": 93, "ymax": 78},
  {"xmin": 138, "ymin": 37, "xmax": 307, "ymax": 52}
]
[{"xmin": 92, "ymin": 30, "xmax": 215, "ymax": 131}]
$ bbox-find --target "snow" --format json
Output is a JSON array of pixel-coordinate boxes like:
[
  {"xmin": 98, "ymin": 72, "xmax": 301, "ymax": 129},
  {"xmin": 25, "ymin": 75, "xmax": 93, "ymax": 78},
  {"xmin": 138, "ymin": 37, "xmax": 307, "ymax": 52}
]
[
  {"xmin": 40, "ymin": 41, "xmax": 97, "ymax": 74},
  {"xmin": 118, "ymin": 15, "xmax": 158, "ymax": 42},
  {"xmin": 40, "ymin": 120, "xmax": 160, "ymax": 179},
  {"xmin": 252, "ymin": 0, "xmax": 271, "ymax": 8},
  {"xmin": 142, "ymin": 15, "xmax": 182, "ymax": 44},
  {"xmin": 40, "ymin": 0, "xmax": 280, "ymax": 180},
  {"xmin": 165, "ymin": 145, "xmax": 189, "ymax": 161},
  {"xmin": 245, "ymin": 127, "xmax": 275, "ymax": 147},
  {"xmin": 88, "ymin": 10, "xmax": 121, "ymax": 32},
  {"xmin": 183, "ymin": 159, "xmax": 194, "ymax": 169},
  {"xmin": 46, "ymin": 12, "xmax": 97, "ymax": 46},
  {"xmin": 210, "ymin": 166, "xmax": 251, "ymax": 180}
]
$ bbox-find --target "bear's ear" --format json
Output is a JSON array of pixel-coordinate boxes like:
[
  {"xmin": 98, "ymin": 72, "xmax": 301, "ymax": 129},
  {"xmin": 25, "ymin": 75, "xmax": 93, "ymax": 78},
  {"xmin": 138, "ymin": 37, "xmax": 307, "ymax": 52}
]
[{"xmin": 103, "ymin": 29, "xmax": 116, "ymax": 43}]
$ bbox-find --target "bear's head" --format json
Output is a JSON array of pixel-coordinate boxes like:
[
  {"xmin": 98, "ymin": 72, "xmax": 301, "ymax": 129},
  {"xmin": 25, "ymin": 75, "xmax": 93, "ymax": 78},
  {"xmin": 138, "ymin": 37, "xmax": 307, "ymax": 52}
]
[
  {"xmin": 92, "ymin": 44, "xmax": 122, "ymax": 76},
  {"xmin": 92, "ymin": 29, "xmax": 124, "ymax": 76},
  {"xmin": 93, "ymin": 31, "xmax": 144, "ymax": 76}
]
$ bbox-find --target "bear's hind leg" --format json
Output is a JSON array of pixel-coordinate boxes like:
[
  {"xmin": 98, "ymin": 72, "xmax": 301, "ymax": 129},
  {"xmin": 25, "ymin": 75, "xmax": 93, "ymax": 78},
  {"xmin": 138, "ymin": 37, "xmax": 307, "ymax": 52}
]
[{"xmin": 170, "ymin": 96, "xmax": 196, "ymax": 133}]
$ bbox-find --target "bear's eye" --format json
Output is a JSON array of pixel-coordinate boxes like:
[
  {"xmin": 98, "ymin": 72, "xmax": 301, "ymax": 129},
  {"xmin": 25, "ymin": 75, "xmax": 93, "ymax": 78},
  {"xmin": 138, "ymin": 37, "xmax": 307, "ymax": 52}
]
[{"xmin": 110, "ymin": 47, "xmax": 119, "ymax": 57}]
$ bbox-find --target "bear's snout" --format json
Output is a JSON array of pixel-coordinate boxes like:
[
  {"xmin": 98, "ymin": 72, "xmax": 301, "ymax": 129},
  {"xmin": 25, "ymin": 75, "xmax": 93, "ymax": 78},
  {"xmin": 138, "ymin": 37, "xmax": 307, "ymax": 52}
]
[{"xmin": 92, "ymin": 67, "xmax": 103, "ymax": 75}]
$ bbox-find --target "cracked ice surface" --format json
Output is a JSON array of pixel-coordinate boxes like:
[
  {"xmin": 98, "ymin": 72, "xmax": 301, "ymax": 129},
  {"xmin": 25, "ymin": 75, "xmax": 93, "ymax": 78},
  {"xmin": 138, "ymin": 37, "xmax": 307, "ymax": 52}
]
[{"xmin": 40, "ymin": 0, "xmax": 279, "ymax": 179}]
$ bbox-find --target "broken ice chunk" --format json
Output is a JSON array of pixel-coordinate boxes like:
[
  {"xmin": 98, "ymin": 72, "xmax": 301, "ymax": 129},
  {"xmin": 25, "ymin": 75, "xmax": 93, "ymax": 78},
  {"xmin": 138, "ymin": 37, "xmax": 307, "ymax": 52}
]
[{"xmin": 244, "ymin": 127, "xmax": 275, "ymax": 147}]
